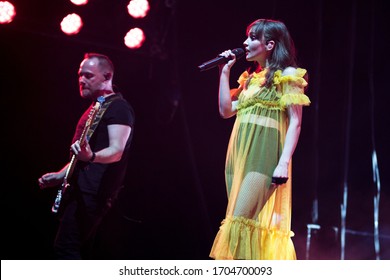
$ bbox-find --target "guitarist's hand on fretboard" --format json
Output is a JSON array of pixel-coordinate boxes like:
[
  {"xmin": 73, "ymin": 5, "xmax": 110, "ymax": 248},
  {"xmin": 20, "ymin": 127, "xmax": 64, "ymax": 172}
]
[{"xmin": 70, "ymin": 139, "xmax": 94, "ymax": 162}]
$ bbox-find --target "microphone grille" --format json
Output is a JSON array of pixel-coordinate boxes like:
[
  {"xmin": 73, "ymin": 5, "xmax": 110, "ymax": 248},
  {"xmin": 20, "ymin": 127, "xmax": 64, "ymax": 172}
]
[{"xmin": 232, "ymin": 48, "xmax": 244, "ymax": 59}]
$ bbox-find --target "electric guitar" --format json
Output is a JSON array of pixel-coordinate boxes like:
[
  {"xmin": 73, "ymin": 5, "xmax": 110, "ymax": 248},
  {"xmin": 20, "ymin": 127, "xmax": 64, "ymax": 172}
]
[{"xmin": 51, "ymin": 96, "xmax": 105, "ymax": 213}]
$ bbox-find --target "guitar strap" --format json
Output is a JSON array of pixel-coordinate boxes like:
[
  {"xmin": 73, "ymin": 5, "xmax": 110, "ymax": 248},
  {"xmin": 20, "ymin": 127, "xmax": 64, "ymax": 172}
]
[{"xmin": 86, "ymin": 94, "xmax": 121, "ymax": 141}]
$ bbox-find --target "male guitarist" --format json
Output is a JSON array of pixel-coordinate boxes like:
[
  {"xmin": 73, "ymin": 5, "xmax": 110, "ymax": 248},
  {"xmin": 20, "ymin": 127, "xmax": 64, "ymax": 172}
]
[{"xmin": 38, "ymin": 53, "xmax": 135, "ymax": 259}]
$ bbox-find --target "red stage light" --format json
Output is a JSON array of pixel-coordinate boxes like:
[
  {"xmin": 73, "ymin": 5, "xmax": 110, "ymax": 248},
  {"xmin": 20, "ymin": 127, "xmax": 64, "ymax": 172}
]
[
  {"xmin": 127, "ymin": 0, "xmax": 150, "ymax": 19},
  {"xmin": 0, "ymin": 1, "xmax": 16, "ymax": 24},
  {"xmin": 60, "ymin": 13, "xmax": 83, "ymax": 35},
  {"xmin": 124, "ymin": 27, "xmax": 146, "ymax": 49},
  {"xmin": 70, "ymin": 0, "xmax": 88, "ymax": 5}
]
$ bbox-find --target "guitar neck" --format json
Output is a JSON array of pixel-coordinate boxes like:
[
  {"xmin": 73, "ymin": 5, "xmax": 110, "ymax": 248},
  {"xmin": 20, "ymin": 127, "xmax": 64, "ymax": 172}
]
[
  {"xmin": 54, "ymin": 97, "xmax": 105, "ymax": 213},
  {"xmin": 63, "ymin": 101, "xmax": 102, "ymax": 182},
  {"xmin": 63, "ymin": 154, "xmax": 77, "ymax": 182}
]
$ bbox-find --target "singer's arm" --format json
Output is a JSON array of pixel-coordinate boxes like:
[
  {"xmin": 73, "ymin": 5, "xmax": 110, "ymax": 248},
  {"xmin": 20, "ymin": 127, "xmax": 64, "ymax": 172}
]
[
  {"xmin": 218, "ymin": 53, "xmax": 238, "ymax": 118},
  {"xmin": 271, "ymin": 104, "xmax": 302, "ymax": 178}
]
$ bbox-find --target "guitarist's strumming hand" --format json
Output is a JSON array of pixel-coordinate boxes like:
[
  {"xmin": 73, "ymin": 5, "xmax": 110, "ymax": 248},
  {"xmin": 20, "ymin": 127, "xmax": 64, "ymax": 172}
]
[{"xmin": 38, "ymin": 168, "xmax": 67, "ymax": 189}]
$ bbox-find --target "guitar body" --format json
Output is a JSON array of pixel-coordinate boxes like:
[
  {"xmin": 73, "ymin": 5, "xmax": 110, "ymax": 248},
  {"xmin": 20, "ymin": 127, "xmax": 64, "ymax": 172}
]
[{"xmin": 51, "ymin": 177, "xmax": 70, "ymax": 213}]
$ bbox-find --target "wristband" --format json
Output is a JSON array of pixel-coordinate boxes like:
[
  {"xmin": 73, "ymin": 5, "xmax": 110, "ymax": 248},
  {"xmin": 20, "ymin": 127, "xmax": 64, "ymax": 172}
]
[{"xmin": 89, "ymin": 152, "xmax": 96, "ymax": 163}]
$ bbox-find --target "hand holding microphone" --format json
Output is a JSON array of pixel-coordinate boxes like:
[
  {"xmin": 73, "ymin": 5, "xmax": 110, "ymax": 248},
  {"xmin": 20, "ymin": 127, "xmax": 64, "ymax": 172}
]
[{"xmin": 198, "ymin": 48, "xmax": 244, "ymax": 71}]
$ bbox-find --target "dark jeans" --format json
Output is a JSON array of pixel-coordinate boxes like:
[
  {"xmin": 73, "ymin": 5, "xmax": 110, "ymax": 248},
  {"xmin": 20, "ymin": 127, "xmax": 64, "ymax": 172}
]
[{"xmin": 53, "ymin": 188, "xmax": 100, "ymax": 259}]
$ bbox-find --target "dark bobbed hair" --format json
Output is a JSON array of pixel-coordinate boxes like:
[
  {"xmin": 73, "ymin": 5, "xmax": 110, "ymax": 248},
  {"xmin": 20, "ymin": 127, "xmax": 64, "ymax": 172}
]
[{"xmin": 246, "ymin": 19, "xmax": 297, "ymax": 88}]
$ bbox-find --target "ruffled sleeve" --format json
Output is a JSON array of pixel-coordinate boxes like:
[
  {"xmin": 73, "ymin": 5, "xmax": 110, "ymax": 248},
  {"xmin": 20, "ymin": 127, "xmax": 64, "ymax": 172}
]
[
  {"xmin": 274, "ymin": 68, "xmax": 311, "ymax": 107},
  {"xmin": 237, "ymin": 71, "xmax": 250, "ymax": 87},
  {"xmin": 230, "ymin": 71, "xmax": 250, "ymax": 100}
]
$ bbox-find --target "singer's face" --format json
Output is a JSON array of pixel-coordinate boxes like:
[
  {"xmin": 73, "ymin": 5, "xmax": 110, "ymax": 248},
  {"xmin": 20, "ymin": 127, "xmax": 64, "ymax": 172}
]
[
  {"xmin": 243, "ymin": 32, "xmax": 268, "ymax": 65},
  {"xmin": 78, "ymin": 58, "xmax": 106, "ymax": 99}
]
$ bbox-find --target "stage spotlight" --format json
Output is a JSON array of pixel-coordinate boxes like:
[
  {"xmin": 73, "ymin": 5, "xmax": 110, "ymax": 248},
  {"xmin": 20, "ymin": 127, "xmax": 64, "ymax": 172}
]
[
  {"xmin": 124, "ymin": 27, "xmax": 145, "ymax": 49},
  {"xmin": 0, "ymin": 1, "xmax": 16, "ymax": 24},
  {"xmin": 60, "ymin": 13, "xmax": 83, "ymax": 35},
  {"xmin": 70, "ymin": 0, "xmax": 88, "ymax": 5},
  {"xmin": 127, "ymin": 0, "xmax": 150, "ymax": 18}
]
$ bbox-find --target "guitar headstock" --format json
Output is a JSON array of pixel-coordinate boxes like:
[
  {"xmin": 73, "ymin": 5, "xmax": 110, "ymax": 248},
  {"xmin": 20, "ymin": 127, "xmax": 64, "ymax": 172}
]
[
  {"xmin": 97, "ymin": 95, "xmax": 105, "ymax": 104},
  {"xmin": 90, "ymin": 96, "xmax": 104, "ymax": 115}
]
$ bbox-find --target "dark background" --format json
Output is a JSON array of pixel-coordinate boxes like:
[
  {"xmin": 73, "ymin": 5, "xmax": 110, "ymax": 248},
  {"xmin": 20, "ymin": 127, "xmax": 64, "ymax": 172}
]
[{"xmin": 1, "ymin": 0, "xmax": 389, "ymax": 260}]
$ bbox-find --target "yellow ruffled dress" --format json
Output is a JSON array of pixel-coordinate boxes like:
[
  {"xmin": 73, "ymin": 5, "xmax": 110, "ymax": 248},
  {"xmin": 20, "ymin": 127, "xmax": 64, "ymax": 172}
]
[{"xmin": 210, "ymin": 68, "xmax": 310, "ymax": 260}]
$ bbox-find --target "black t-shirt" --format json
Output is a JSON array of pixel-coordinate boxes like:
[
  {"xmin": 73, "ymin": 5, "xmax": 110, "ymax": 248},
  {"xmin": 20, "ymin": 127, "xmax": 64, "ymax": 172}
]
[{"xmin": 71, "ymin": 93, "xmax": 135, "ymax": 203}]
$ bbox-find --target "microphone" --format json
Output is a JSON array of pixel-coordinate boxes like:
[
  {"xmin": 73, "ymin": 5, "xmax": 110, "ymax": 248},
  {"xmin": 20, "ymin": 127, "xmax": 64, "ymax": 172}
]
[{"xmin": 198, "ymin": 48, "xmax": 245, "ymax": 71}]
